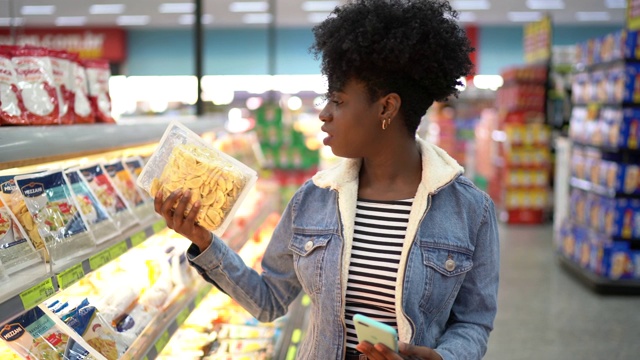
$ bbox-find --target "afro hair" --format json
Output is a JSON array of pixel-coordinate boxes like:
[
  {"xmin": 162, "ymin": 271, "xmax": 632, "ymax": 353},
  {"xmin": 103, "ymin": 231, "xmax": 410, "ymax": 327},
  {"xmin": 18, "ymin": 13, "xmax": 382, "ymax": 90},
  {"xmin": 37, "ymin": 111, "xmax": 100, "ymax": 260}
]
[{"xmin": 311, "ymin": 0, "xmax": 474, "ymax": 134}]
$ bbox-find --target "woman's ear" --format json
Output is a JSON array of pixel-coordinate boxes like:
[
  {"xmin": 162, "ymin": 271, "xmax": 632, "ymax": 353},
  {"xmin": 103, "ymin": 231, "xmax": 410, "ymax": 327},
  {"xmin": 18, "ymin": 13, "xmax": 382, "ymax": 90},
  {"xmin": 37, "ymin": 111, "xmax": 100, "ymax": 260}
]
[{"xmin": 380, "ymin": 93, "xmax": 401, "ymax": 121}]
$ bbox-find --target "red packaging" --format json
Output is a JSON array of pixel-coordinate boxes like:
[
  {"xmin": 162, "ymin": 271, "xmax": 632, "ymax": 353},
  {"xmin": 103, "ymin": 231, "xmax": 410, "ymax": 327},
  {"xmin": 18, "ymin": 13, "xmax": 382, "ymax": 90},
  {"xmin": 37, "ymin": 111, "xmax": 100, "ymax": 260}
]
[
  {"xmin": 72, "ymin": 60, "xmax": 95, "ymax": 124},
  {"xmin": 84, "ymin": 59, "xmax": 115, "ymax": 123},
  {"xmin": 0, "ymin": 51, "xmax": 28, "ymax": 125},
  {"xmin": 49, "ymin": 50, "xmax": 74, "ymax": 124},
  {"xmin": 11, "ymin": 47, "xmax": 60, "ymax": 125}
]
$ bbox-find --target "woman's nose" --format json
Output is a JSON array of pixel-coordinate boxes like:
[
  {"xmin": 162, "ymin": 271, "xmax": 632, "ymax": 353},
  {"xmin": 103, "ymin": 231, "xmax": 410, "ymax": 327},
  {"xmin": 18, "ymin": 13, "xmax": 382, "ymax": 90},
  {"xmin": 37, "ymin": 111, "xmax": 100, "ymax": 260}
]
[{"xmin": 319, "ymin": 103, "xmax": 331, "ymax": 122}]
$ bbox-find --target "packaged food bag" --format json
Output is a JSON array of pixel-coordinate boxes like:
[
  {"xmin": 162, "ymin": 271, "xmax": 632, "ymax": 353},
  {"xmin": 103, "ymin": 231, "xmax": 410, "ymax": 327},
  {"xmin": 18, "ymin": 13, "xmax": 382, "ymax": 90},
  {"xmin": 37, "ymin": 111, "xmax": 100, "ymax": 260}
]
[
  {"xmin": 63, "ymin": 168, "xmax": 120, "ymax": 244},
  {"xmin": 103, "ymin": 159, "xmax": 153, "ymax": 221},
  {"xmin": 11, "ymin": 46, "xmax": 60, "ymax": 125},
  {"xmin": 0, "ymin": 51, "xmax": 27, "ymax": 125},
  {"xmin": 77, "ymin": 163, "xmax": 138, "ymax": 231},
  {"xmin": 49, "ymin": 50, "xmax": 74, "ymax": 125},
  {"xmin": 0, "ymin": 306, "xmax": 100, "ymax": 360},
  {"xmin": 0, "ymin": 174, "xmax": 47, "ymax": 257},
  {"xmin": 0, "ymin": 197, "xmax": 42, "ymax": 274},
  {"xmin": 71, "ymin": 60, "xmax": 94, "ymax": 124},
  {"xmin": 137, "ymin": 121, "xmax": 258, "ymax": 236},
  {"xmin": 84, "ymin": 60, "xmax": 114, "ymax": 124},
  {"xmin": 14, "ymin": 170, "xmax": 96, "ymax": 264}
]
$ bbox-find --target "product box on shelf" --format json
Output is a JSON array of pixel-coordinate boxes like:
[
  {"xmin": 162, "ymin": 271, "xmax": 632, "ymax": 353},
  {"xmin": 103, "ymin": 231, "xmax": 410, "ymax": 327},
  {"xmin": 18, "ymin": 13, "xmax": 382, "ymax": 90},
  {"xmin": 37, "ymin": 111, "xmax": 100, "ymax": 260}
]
[
  {"xmin": 576, "ymin": 30, "xmax": 640, "ymax": 67},
  {"xmin": 569, "ymin": 106, "xmax": 640, "ymax": 150},
  {"xmin": 600, "ymin": 161, "xmax": 640, "ymax": 195},
  {"xmin": 602, "ymin": 197, "xmax": 640, "ymax": 240}
]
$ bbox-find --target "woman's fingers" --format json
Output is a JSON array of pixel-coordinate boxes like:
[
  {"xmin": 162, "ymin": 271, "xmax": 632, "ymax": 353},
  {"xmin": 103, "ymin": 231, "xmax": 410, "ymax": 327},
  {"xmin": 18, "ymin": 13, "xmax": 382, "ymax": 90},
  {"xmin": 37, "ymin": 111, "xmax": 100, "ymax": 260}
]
[
  {"xmin": 173, "ymin": 190, "xmax": 191, "ymax": 229},
  {"xmin": 159, "ymin": 189, "xmax": 182, "ymax": 229}
]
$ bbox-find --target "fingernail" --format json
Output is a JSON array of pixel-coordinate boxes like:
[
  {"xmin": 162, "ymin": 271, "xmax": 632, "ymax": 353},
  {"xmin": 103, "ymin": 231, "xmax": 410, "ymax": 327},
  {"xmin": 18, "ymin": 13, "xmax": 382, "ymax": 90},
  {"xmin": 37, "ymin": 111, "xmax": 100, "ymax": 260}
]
[
  {"xmin": 184, "ymin": 189, "xmax": 191, "ymax": 197},
  {"xmin": 194, "ymin": 201, "xmax": 201, "ymax": 207}
]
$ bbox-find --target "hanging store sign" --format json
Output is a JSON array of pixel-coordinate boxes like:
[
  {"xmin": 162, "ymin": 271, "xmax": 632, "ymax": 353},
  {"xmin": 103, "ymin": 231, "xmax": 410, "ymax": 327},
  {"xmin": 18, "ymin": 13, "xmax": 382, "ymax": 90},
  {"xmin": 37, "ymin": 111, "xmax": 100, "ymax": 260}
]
[{"xmin": 0, "ymin": 28, "xmax": 126, "ymax": 62}]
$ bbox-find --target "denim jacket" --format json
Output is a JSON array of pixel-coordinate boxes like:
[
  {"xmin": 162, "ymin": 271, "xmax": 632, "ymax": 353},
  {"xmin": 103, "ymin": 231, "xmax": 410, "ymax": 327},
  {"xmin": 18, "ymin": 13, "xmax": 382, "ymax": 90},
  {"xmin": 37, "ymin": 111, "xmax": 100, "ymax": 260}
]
[{"xmin": 187, "ymin": 138, "xmax": 500, "ymax": 360}]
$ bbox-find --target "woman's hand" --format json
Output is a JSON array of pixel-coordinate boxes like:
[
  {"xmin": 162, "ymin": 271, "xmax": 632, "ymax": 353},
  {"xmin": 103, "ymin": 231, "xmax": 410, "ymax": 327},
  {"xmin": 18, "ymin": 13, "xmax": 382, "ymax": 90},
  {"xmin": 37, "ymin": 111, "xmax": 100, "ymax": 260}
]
[
  {"xmin": 356, "ymin": 341, "xmax": 443, "ymax": 360},
  {"xmin": 154, "ymin": 189, "xmax": 212, "ymax": 251}
]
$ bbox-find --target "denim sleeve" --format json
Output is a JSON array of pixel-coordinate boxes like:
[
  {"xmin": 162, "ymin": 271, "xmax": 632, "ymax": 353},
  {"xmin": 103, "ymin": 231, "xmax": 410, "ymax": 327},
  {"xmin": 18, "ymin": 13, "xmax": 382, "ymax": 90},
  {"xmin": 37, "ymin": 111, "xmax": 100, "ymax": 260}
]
[
  {"xmin": 187, "ymin": 194, "xmax": 303, "ymax": 323},
  {"xmin": 435, "ymin": 195, "xmax": 500, "ymax": 360}
]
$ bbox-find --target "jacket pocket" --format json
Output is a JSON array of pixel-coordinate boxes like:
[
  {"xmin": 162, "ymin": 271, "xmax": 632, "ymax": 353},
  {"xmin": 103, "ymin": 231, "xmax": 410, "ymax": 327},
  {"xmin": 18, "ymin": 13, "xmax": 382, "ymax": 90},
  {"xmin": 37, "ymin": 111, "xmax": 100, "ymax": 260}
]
[
  {"xmin": 289, "ymin": 231, "xmax": 332, "ymax": 295},
  {"xmin": 419, "ymin": 243, "xmax": 473, "ymax": 315}
]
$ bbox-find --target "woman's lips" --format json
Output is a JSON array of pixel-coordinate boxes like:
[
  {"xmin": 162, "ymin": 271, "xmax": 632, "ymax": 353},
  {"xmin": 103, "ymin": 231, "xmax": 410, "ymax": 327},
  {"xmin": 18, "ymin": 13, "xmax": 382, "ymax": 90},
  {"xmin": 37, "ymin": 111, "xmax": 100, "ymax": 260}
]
[{"xmin": 323, "ymin": 134, "xmax": 333, "ymax": 145}]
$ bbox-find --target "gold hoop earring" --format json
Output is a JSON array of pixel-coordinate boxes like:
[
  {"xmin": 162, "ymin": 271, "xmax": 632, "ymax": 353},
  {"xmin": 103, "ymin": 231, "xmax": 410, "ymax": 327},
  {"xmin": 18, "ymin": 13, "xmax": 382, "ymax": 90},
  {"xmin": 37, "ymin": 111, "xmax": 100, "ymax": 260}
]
[{"xmin": 382, "ymin": 118, "xmax": 390, "ymax": 130}]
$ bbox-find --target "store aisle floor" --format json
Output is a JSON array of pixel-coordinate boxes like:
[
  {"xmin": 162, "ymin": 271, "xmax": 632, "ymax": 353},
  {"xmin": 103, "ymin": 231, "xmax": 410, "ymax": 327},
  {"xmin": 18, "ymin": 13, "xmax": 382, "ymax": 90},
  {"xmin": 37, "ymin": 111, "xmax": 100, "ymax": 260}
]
[{"xmin": 485, "ymin": 224, "xmax": 640, "ymax": 360}]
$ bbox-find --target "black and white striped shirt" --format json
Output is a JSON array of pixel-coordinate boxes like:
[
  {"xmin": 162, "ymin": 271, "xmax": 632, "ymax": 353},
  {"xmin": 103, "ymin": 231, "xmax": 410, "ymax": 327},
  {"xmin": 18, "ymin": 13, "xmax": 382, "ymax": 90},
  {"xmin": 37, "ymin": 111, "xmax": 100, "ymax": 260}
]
[{"xmin": 344, "ymin": 198, "xmax": 413, "ymax": 350}]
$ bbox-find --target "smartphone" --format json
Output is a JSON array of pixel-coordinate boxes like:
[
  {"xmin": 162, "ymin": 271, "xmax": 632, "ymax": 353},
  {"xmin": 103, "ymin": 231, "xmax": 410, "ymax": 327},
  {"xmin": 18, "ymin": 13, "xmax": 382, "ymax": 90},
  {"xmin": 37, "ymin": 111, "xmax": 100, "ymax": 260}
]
[{"xmin": 352, "ymin": 313, "xmax": 398, "ymax": 352}]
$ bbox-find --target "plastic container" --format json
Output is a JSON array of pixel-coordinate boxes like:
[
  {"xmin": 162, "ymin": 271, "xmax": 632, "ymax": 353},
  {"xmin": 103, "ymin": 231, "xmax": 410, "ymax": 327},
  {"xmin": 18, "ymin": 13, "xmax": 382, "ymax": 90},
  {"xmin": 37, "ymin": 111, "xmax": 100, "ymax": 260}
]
[{"xmin": 137, "ymin": 121, "xmax": 258, "ymax": 236}]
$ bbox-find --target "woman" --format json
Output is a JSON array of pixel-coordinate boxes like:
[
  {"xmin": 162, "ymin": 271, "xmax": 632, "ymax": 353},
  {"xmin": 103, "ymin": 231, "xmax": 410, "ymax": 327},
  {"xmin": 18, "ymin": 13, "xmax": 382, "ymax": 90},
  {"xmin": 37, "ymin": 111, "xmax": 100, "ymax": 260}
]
[{"xmin": 155, "ymin": 1, "xmax": 499, "ymax": 359}]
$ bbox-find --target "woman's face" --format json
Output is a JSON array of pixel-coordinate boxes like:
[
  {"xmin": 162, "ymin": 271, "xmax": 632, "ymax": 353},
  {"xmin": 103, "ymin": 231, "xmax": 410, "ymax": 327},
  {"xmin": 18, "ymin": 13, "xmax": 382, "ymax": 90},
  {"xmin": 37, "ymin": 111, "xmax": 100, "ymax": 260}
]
[{"xmin": 319, "ymin": 79, "xmax": 382, "ymax": 158}]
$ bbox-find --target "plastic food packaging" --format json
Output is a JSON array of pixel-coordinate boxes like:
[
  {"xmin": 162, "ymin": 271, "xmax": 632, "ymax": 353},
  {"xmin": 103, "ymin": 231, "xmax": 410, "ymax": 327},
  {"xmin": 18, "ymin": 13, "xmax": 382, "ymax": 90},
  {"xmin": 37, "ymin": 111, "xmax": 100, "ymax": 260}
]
[
  {"xmin": 0, "ymin": 173, "xmax": 47, "ymax": 257},
  {"xmin": 84, "ymin": 60, "xmax": 114, "ymax": 124},
  {"xmin": 0, "ymin": 51, "xmax": 26, "ymax": 125},
  {"xmin": 0, "ymin": 306, "xmax": 100, "ymax": 360},
  {"xmin": 11, "ymin": 47, "xmax": 60, "ymax": 125},
  {"xmin": 137, "ymin": 121, "xmax": 258, "ymax": 236},
  {"xmin": 77, "ymin": 163, "xmax": 138, "ymax": 231},
  {"xmin": 14, "ymin": 170, "xmax": 96, "ymax": 264},
  {"xmin": 71, "ymin": 60, "xmax": 94, "ymax": 124},
  {"xmin": 64, "ymin": 168, "xmax": 121, "ymax": 244},
  {"xmin": 49, "ymin": 50, "xmax": 74, "ymax": 125},
  {"xmin": 0, "ymin": 197, "xmax": 41, "ymax": 274},
  {"xmin": 103, "ymin": 159, "xmax": 153, "ymax": 221}
]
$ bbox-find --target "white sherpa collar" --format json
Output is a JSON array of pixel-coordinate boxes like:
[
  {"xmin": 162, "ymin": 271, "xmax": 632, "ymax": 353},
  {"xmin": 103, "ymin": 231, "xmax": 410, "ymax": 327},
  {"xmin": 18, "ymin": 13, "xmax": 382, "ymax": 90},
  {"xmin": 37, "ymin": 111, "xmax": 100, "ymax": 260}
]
[{"xmin": 312, "ymin": 137, "xmax": 464, "ymax": 344}]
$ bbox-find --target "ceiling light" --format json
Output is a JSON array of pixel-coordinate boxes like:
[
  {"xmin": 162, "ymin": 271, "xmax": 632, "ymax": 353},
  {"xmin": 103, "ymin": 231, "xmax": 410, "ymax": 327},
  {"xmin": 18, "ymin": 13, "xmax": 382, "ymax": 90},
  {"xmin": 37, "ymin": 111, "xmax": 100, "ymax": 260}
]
[
  {"xmin": 116, "ymin": 15, "xmax": 150, "ymax": 26},
  {"xmin": 55, "ymin": 16, "xmax": 87, "ymax": 26},
  {"xmin": 576, "ymin": 11, "xmax": 611, "ymax": 21},
  {"xmin": 230, "ymin": 2, "xmax": 269, "ymax": 12},
  {"xmin": 0, "ymin": 17, "xmax": 24, "ymax": 26},
  {"xmin": 307, "ymin": 12, "xmax": 333, "ymax": 23},
  {"xmin": 178, "ymin": 14, "xmax": 213, "ymax": 25},
  {"xmin": 21, "ymin": 5, "xmax": 55, "ymax": 15},
  {"xmin": 507, "ymin": 11, "xmax": 543, "ymax": 22},
  {"xmin": 526, "ymin": 0, "xmax": 564, "ymax": 9},
  {"xmin": 302, "ymin": 1, "xmax": 340, "ymax": 12},
  {"xmin": 89, "ymin": 4, "xmax": 125, "ymax": 14},
  {"xmin": 451, "ymin": 0, "xmax": 490, "ymax": 10},
  {"xmin": 159, "ymin": 3, "xmax": 195, "ymax": 13},
  {"xmin": 457, "ymin": 12, "xmax": 477, "ymax": 22},
  {"xmin": 242, "ymin": 13, "xmax": 273, "ymax": 23},
  {"xmin": 605, "ymin": 0, "xmax": 626, "ymax": 8}
]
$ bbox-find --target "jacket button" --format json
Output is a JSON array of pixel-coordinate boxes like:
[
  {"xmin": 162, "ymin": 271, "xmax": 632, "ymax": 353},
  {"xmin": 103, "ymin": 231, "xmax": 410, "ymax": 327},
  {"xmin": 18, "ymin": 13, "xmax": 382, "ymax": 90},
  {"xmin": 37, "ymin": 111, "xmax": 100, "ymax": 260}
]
[
  {"xmin": 304, "ymin": 240, "xmax": 313, "ymax": 251},
  {"xmin": 445, "ymin": 259, "xmax": 456, "ymax": 272}
]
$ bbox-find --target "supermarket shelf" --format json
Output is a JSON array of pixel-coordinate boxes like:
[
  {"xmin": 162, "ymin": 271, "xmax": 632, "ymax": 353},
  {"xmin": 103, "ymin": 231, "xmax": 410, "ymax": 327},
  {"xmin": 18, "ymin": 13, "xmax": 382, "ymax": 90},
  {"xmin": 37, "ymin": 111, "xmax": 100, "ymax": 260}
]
[
  {"xmin": 570, "ymin": 141, "xmax": 640, "ymax": 157},
  {"xmin": 0, "ymin": 217, "xmax": 166, "ymax": 325},
  {"xmin": 0, "ymin": 115, "xmax": 225, "ymax": 169},
  {"xmin": 569, "ymin": 177, "xmax": 640, "ymax": 199},
  {"xmin": 122, "ymin": 281, "xmax": 213, "ymax": 360},
  {"xmin": 558, "ymin": 254, "xmax": 640, "ymax": 295}
]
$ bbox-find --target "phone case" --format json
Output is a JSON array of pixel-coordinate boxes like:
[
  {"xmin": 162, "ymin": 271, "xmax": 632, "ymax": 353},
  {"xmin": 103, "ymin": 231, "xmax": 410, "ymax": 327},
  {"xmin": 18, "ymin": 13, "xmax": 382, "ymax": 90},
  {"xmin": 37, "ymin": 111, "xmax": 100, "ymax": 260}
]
[{"xmin": 352, "ymin": 313, "xmax": 398, "ymax": 352}]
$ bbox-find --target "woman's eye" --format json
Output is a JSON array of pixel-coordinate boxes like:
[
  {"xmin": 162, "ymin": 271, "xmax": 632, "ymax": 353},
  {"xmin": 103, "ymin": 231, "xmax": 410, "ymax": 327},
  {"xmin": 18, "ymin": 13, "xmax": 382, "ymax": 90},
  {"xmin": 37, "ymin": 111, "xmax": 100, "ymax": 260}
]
[{"xmin": 332, "ymin": 100, "xmax": 342, "ymax": 105}]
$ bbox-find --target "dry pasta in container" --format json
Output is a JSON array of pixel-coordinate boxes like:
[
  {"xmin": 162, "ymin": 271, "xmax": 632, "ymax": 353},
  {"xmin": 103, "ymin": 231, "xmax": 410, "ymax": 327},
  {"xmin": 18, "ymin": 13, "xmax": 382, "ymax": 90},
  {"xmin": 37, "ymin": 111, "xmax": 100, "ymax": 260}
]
[
  {"xmin": 0, "ymin": 173, "xmax": 47, "ymax": 258},
  {"xmin": 103, "ymin": 159, "xmax": 153, "ymax": 222},
  {"xmin": 0, "ymin": 196, "xmax": 41, "ymax": 275},
  {"xmin": 124, "ymin": 156, "xmax": 154, "ymax": 202},
  {"xmin": 14, "ymin": 170, "xmax": 96, "ymax": 264},
  {"xmin": 0, "ymin": 306, "xmax": 100, "ymax": 360},
  {"xmin": 63, "ymin": 168, "xmax": 120, "ymax": 244},
  {"xmin": 77, "ymin": 163, "xmax": 138, "ymax": 231},
  {"xmin": 137, "ymin": 121, "xmax": 258, "ymax": 237}
]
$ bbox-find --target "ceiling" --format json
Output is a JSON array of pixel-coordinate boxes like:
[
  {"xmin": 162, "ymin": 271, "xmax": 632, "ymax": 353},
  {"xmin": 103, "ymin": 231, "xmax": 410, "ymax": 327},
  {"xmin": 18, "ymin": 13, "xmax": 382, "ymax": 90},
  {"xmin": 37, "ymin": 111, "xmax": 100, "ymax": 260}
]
[{"xmin": 0, "ymin": 0, "xmax": 628, "ymax": 28}]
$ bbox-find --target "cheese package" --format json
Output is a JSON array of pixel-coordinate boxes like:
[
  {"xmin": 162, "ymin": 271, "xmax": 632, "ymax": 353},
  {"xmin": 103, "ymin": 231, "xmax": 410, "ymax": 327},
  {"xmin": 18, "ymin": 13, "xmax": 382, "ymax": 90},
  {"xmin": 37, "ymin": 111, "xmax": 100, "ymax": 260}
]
[
  {"xmin": 103, "ymin": 159, "xmax": 153, "ymax": 221},
  {"xmin": 49, "ymin": 50, "xmax": 73, "ymax": 125},
  {"xmin": 0, "ymin": 306, "xmax": 99, "ymax": 360},
  {"xmin": 0, "ymin": 197, "xmax": 41, "ymax": 274},
  {"xmin": 137, "ymin": 121, "xmax": 257, "ymax": 236},
  {"xmin": 71, "ymin": 60, "xmax": 94, "ymax": 124},
  {"xmin": 64, "ymin": 169, "xmax": 120, "ymax": 244},
  {"xmin": 84, "ymin": 60, "xmax": 114, "ymax": 124},
  {"xmin": 0, "ymin": 174, "xmax": 47, "ymax": 257},
  {"xmin": 77, "ymin": 163, "xmax": 138, "ymax": 231},
  {"xmin": 0, "ymin": 52, "xmax": 26, "ymax": 125},
  {"xmin": 14, "ymin": 170, "xmax": 96, "ymax": 264},
  {"xmin": 11, "ymin": 47, "xmax": 60, "ymax": 125}
]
